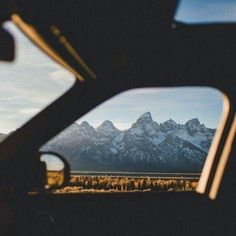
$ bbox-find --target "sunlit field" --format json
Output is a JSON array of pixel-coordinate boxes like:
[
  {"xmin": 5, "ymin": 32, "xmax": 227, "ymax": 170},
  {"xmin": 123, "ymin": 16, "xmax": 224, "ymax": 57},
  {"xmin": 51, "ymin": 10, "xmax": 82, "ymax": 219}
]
[{"xmin": 54, "ymin": 175, "xmax": 199, "ymax": 194}]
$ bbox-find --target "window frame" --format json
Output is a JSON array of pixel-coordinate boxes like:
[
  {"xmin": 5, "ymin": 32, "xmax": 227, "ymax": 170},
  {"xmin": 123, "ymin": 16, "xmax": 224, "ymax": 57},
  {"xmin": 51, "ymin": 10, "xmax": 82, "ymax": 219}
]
[{"xmin": 0, "ymin": 10, "xmax": 235, "ymax": 199}]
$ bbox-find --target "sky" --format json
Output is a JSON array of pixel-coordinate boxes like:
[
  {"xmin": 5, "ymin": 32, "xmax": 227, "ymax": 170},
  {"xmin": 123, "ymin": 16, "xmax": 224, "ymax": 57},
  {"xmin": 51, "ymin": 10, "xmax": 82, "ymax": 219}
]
[
  {"xmin": 0, "ymin": 2, "xmax": 230, "ymax": 134},
  {"xmin": 0, "ymin": 23, "xmax": 75, "ymax": 133},
  {"xmin": 175, "ymin": 0, "xmax": 236, "ymax": 23},
  {"xmin": 77, "ymin": 87, "xmax": 223, "ymax": 130}
]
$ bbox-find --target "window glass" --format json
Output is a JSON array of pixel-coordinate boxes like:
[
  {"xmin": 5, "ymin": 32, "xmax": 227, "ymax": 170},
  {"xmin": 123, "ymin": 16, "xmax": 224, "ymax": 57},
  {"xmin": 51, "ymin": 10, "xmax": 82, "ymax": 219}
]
[
  {"xmin": 42, "ymin": 87, "xmax": 224, "ymax": 193},
  {"xmin": 175, "ymin": 0, "xmax": 236, "ymax": 24},
  {"xmin": 0, "ymin": 22, "xmax": 75, "ymax": 139}
]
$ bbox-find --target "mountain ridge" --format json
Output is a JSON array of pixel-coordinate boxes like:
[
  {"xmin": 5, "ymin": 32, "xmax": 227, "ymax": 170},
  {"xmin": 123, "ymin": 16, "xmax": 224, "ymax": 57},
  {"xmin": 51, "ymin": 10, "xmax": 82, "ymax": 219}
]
[{"xmin": 42, "ymin": 112, "xmax": 216, "ymax": 172}]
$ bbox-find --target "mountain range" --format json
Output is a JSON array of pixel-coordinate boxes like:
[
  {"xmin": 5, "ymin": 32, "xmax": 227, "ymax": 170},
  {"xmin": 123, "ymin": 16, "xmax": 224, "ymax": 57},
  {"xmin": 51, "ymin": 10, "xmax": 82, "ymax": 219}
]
[{"xmin": 42, "ymin": 112, "xmax": 216, "ymax": 172}]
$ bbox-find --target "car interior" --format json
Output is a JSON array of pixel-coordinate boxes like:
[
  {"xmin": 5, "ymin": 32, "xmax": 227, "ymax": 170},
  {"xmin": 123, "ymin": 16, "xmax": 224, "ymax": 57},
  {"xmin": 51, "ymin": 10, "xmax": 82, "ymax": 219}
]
[{"xmin": 0, "ymin": 1, "xmax": 235, "ymax": 235}]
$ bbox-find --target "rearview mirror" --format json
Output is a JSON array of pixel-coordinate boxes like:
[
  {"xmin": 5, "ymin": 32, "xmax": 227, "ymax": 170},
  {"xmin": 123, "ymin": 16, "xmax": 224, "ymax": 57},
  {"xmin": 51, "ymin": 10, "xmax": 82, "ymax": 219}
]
[{"xmin": 39, "ymin": 152, "xmax": 70, "ymax": 190}]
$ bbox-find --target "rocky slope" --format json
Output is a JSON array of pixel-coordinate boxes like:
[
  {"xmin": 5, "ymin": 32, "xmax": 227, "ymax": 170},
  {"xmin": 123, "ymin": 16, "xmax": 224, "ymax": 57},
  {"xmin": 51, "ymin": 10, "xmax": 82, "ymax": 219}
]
[{"xmin": 42, "ymin": 112, "xmax": 216, "ymax": 172}]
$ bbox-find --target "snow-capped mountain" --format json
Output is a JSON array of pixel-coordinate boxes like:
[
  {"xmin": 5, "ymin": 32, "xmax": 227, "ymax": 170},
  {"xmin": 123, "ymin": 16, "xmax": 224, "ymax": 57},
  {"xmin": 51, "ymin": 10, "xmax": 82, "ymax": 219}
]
[{"xmin": 42, "ymin": 112, "xmax": 216, "ymax": 172}]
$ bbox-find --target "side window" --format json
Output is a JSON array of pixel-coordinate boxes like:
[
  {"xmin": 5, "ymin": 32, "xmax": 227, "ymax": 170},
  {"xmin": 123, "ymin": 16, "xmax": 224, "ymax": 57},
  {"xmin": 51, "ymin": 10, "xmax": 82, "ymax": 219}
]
[
  {"xmin": 42, "ymin": 87, "xmax": 224, "ymax": 193},
  {"xmin": 0, "ymin": 22, "xmax": 75, "ymax": 140}
]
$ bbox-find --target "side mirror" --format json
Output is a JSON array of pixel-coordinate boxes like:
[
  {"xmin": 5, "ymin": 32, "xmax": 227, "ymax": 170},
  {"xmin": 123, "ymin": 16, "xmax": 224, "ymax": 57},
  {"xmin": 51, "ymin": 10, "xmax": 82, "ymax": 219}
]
[{"xmin": 39, "ymin": 152, "xmax": 70, "ymax": 190}]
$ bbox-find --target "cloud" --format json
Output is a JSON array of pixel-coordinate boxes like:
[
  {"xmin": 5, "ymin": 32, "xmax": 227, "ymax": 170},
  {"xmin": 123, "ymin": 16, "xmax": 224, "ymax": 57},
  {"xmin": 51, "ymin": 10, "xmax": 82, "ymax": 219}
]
[
  {"xmin": 19, "ymin": 108, "xmax": 41, "ymax": 115},
  {"xmin": 50, "ymin": 69, "xmax": 74, "ymax": 84},
  {"xmin": 0, "ymin": 23, "xmax": 75, "ymax": 133}
]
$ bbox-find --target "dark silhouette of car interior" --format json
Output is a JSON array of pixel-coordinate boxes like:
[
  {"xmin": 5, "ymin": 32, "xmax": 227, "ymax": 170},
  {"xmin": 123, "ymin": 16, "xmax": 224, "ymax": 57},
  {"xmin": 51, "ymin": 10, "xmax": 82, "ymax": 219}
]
[{"xmin": 0, "ymin": 1, "xmax": 235, "ymax": 235}]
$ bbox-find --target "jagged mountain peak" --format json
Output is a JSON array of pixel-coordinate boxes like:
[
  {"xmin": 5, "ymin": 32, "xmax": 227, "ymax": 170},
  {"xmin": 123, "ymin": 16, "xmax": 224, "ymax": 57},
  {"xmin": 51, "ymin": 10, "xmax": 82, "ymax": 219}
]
[
  {"xmin": 129, "ymin": 112, "xmax": 160, "ymax": 138},
  {"xmin": 185, "ymin": 118, "xmax": 201, "ymax": 126},
  {"xmin": 185, "ymin": 118, "xmax": 207, "ymax": 129},
  {"xmin": 160, "ymin": 119, "xmax": 178, "ymax": 133},
  {"xmin": 132, "ymin": 112, "xmax": 154, "ymax": 128},
  {"xmin": 97, "ymin": 120, "xmax": 120, "ymax": 138},
  {"xmin": 78, "ymin": 121, "xmax": 97, "ymax": 136},
  {"xmin": 164, "ymin": 119, "xmax": 177, "ymax": 125},
  {"xmin": 184, "ymin": 118, "xmax": 206, "ymax": 135},
  {"xmin": 97, "ymin": 120, "xmax": 117, "ymax": 130},
  {"xmin": 80, "ymin": 121, "xmax": 90, "ymax": 127},
  {"xmin": 137, "ymin": 112, "xmax": 153, "ymax": 122}
]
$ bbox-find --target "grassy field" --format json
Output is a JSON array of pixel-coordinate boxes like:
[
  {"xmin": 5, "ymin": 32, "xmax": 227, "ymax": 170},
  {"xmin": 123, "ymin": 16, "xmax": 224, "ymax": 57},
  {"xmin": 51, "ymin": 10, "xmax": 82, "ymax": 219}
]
[{"xmin": 54, "ymin": 175, "xmax": 199, "ymax": 194}]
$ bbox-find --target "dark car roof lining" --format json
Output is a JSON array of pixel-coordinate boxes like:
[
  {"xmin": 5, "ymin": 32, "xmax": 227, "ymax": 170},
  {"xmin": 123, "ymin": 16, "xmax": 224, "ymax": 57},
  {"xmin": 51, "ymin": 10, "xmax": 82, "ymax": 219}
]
[
  {"xmin": 14, "ymin": 0, "xmax": 179, "ymax": 81},
  {"xmin": 12, "ymin": 1, "xmax": 236, "ymax": 93},
  {"xmin": 0, "ymin": 0, "xmax": 235, "ymax": 193},
  {"xmin": 15, "ymin": 14, "xmax": 236, "ymax": 96}
]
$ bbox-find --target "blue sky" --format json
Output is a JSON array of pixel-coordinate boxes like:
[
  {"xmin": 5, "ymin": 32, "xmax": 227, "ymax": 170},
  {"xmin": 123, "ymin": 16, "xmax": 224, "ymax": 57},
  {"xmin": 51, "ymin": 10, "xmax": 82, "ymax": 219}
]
[
  {"xmin": 0, "ymin": 23, "xmax": 75, "ymax": 133},
  {"xmin": 175, "ymin": 0, "xmax": 236, "ymax": 23},
  {"xmin": 77, "ymin": 87, "xmax": 223, "ymax": 130},
  {"xmin": 0, "ymin": 15, "xmax": 225, "ymax": 133}
]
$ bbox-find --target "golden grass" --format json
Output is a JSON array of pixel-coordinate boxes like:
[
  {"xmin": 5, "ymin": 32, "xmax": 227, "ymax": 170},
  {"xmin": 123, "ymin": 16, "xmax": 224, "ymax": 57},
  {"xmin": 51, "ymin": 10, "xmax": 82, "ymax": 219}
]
[{"xmin": 54, "ymin": 175, "xmax": 198, "ymax": 194}]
